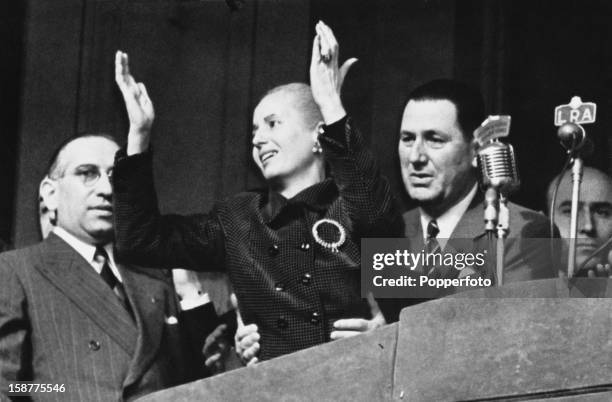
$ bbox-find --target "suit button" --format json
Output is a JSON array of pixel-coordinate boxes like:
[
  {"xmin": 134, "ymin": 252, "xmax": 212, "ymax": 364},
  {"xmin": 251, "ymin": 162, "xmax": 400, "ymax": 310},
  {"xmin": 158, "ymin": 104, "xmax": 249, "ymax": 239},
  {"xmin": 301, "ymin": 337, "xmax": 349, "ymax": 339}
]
[
  {"xmin": 150, "ymin": 297, "xmax": 157, "ymax": 304},
  {"xmin": 310, "ymin": 312, "xmax": 320, "ymax": 325},
  {"xmin": 89, "ymin": 340, "xmax": 101, "ymax": 351},
  {"xmin": 275, "ymin": 282, "xmax": 285, "ymax": 291},
  {"xmin": 268, "ymin": 244, "xmax": 279, "ymax": 257},
  {"xmin": 299, "ymin": 242, "xmax": 310, "ymax": 251},
  {"xmin": 301, "ymin": 273, "xmax": 312, "ymax": 285},
  {"xmin": 276, "ymin": 317, "xmax": 288, "ymax": 329}
]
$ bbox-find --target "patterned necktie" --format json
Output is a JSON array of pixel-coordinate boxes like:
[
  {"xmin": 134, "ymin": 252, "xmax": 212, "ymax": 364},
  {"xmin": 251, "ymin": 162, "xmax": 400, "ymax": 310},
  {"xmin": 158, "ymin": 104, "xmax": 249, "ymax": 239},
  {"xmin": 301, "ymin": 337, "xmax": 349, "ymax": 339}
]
[
  {"xmin": 426, "ymin": 220, "xmax": 441, "ymax": 250},
  {"xmin": 425, "ymin": 220, "xmax": 441, "ymax": 275},
  {"xmin": 95, "ymin": 246, "xmax": 133, "ymax": 319}
]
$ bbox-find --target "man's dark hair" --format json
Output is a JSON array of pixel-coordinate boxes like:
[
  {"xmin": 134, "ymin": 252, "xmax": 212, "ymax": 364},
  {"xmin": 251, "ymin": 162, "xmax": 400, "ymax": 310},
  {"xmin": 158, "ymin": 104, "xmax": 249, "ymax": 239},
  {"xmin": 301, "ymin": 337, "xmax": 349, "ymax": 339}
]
[
  {"xmin": 46, "ymin": 133, "xmax": 120, "ymax": 177},
  {"xmin": 405, "ymin": 79, "xmax": 485, "ymax": 139}
]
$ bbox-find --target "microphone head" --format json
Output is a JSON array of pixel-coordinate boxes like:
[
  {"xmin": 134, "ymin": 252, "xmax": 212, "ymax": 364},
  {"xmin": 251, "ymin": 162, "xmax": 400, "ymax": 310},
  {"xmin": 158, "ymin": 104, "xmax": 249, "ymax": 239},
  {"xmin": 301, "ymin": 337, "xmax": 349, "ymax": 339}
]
[
  {"xmin": 477, "ymin": 142, "xmax": 520, "ymax": 194},
  {"xmin": 557, "ymin": 123, "xmax": 586, "ymax": 151}
]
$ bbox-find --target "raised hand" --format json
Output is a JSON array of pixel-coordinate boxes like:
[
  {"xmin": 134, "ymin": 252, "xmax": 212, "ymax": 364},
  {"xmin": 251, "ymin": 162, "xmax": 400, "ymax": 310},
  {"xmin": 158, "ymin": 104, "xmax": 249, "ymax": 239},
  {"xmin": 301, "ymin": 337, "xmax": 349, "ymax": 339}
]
[
  {"xmin": 114, "ymin": 50, "xmax": 155, "ymax": 155},
  {"xmin": 309, "ymin": 21, "xmax": 357, "ymax": 125}
]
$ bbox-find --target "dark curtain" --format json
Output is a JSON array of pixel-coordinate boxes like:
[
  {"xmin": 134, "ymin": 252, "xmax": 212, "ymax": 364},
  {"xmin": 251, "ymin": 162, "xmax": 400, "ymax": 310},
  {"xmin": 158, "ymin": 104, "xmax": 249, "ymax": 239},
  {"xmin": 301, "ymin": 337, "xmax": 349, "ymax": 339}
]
[
  {"xmin": 6, "ymin": 0, "xmax": 612, "ymax": 246},
  {"xmin": 456, "ymin": 0, "xmax": 612, "ymax": 211},
  {"xmin": 0, "ymin": 1, "xmax": 25, "ymax": 246},
  {"xmin": 11, "ymin": 0, "xmax": 456, "ymax": 246}
]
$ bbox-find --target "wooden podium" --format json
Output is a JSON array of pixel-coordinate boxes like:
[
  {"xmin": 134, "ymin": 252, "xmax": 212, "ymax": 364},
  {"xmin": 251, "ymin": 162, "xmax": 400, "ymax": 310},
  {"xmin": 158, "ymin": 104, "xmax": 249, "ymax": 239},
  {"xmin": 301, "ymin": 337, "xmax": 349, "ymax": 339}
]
[{"xmin": 139, "ymin": 279, "xmax": 612, "ymax": 401}]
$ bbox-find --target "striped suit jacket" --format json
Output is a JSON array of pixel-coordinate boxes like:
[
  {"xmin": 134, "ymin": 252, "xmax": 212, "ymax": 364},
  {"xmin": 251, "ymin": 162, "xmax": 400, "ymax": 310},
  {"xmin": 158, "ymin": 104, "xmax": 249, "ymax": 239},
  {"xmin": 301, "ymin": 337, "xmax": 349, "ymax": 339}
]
[{"xmin": 0, "ymin": 233, "xmax": 201, "ymax": 401}]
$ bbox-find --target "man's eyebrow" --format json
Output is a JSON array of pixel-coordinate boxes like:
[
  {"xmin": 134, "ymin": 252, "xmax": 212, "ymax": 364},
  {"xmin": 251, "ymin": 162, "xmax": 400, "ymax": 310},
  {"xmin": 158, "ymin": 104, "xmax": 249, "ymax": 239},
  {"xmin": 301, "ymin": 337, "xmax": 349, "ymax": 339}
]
[
  {"xmin": 73, "ymin": 163, "xmax": 98, "ymax": 170},
  {"xmin": 591, "ymin": 201, "xmax": 612, "ymax": 209},
  {"xmin": 422, "ymin": 129, "xmax": 444, "ymax": 137},
  {"xmin": 558, "ymin": 200, "xmax": 572, "ymax": 208}
]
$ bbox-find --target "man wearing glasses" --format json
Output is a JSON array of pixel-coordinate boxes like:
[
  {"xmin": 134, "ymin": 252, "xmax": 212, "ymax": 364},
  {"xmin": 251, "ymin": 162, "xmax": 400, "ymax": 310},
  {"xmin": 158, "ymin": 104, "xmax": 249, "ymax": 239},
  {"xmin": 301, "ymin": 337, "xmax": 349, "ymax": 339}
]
[{"xmin": 0, "ymin": 134, "xmax": 207, "ymax": 401}]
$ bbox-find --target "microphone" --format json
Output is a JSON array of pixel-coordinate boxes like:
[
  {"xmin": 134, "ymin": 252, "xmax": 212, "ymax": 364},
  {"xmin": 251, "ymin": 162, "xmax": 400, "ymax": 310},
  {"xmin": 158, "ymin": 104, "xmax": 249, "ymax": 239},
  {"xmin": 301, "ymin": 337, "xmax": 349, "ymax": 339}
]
[
  {"xmin": 474, "ymin": 115, "xmax": 520, "ymax": 197},
  {"xmin": 477, "ymin": 141, "xmax": 520, "ymax": 195},
  {"xmin": 474, "ymin": 115, "xmax": 518, "ymax": 286},
  {"xmin": 557, "ymin": 123, "xmax": 586, "ymax": 152},
  {"xmin": 557, "ymin": 124, "xmax": 595, "ymax": 158},
  {"xmin": 553, "ymin": 96, "xmax": 597, "ymax": 278}
]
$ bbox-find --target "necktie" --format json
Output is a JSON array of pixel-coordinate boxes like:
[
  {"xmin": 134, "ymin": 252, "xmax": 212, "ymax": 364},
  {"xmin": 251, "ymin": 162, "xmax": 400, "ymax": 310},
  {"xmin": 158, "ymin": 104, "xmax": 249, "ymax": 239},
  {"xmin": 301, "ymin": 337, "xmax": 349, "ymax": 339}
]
[
  {"xmin": 95, "ymin": 246, "xmax": 133, "ymax": 319},
  {"xmin": 425, "ymin": 220, "xmax": 441, "ymax": 275}
]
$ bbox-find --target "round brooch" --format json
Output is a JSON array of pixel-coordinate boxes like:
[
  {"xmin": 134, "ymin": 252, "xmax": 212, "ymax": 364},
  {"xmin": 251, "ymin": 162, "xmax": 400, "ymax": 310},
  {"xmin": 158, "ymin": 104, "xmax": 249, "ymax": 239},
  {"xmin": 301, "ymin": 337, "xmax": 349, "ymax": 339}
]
[{"xmin": 312, "ymin": 218, "xmax": 346, "ymax": 253}]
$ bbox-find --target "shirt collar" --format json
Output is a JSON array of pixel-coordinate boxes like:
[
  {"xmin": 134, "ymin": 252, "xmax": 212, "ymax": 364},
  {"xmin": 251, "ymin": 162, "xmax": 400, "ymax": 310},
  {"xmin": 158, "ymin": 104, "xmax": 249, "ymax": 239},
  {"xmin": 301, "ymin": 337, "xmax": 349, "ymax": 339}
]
[
  {"xmin": 263, "ymin": 178, "xmax": 337, "ymax": 224},
  {"xmin": 52, "ymin": 226, "xmax": 116, "ymax": 275},
  {"xmin": 419, "ymin": 184, "xmax": 478, "ymax": 241}
]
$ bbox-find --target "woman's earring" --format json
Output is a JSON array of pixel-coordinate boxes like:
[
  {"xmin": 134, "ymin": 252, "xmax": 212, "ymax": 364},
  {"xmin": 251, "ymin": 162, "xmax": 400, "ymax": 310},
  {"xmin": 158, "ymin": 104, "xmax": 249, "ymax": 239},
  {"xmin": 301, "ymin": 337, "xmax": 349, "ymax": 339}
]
[{"xmin": 312, "ymin": 141, "xmax": 323, "ymax": 154}]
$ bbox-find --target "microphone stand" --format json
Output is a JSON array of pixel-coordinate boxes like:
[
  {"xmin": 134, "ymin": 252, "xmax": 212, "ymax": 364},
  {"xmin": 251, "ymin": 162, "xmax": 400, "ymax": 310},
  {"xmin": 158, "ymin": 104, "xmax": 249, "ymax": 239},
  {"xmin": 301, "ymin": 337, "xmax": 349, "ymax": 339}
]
[
  {"xmin": 567, "ymin": 157, "xmax": 583, "ymax": 278},
  {"xmin": 484, "ymin": 187, "xmax": 508, "ymax": 287},
  {"xmin": 484, "ymin": 187, "xmax": 500, "ymax": 285},
  {"xmin": 496, "ymin": 195, "xmax": 509, "ymax": 286},
  {"xmin": 558, "ymin": 123, "xmax": 586, "ymax": 278}
]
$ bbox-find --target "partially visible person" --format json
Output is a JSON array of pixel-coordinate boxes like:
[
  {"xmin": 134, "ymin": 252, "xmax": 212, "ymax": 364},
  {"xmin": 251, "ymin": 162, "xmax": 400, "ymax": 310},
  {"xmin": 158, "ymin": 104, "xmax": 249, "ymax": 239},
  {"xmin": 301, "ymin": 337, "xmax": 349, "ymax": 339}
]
[
  {"xmin": 379, "ymin": 79, "xmax": 556, "ymax": 322},
  {"xmin": 43, "ymin": 174, "xmax": 234, "ymax": 376},
  {"xmin": 173, "ymin": 268, "xmax": 241, "ymax": 374},
  {"xmin": 547, "ymin": 166, "xmax": 612, "ymax": 276},
  {"xmin": 0, "ymin": 134, "xmax": 209, "ymax": 401},
  {"xmin": 112, "ymin": 21, "xmax": 400, "ymax": 361}
]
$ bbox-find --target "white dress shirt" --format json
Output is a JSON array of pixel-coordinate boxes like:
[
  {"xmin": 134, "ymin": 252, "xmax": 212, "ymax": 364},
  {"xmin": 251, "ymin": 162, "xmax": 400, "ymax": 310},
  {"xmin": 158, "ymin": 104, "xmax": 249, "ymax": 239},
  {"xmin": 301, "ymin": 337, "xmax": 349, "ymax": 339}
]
[
  {"xmin": 53, "ymin": 227, "xmax": 212, "ymax": 311},
  {"xmin": 419, "ymin": 184, "xmax": 478, "ymax": 248},
  {"xmin": 53, "ymin": 226, "xmax": 122, "ymax": 282}
]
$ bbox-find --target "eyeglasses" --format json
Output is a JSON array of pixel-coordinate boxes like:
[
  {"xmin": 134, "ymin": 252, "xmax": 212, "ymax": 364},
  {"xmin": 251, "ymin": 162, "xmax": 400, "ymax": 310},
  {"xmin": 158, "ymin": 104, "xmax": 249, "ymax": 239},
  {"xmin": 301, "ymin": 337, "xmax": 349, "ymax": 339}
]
[{"xmin": 50, "ymin": 165, "xmax": 113, "ymax": 187}]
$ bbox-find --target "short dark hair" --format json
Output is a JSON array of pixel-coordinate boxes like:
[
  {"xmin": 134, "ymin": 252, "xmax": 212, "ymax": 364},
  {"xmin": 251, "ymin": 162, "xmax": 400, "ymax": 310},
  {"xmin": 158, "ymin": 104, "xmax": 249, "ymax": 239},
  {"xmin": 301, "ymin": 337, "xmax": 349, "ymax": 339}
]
[
  {"xmin": 405, "ymin": 79, "xmax": 485, "ymax": 139},
  {"xmin": 46, "ymin": 133, "xmax": 120, "ymax": 177}
]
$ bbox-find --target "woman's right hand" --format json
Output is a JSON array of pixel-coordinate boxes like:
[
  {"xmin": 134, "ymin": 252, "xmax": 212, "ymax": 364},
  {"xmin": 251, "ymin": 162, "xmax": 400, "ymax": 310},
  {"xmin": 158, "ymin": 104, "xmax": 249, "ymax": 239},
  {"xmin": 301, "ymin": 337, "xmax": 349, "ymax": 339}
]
[{"xmin": 115, "ymin": 50, "xmax": 155, "ymax": 155}]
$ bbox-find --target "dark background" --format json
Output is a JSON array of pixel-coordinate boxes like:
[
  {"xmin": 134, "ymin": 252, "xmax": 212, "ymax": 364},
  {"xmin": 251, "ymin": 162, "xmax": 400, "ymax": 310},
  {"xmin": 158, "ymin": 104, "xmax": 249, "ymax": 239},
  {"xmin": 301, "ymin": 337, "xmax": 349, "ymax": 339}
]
[{"xmin": 1, "ymin": 0, "xmax": 611, "ymax": 247}]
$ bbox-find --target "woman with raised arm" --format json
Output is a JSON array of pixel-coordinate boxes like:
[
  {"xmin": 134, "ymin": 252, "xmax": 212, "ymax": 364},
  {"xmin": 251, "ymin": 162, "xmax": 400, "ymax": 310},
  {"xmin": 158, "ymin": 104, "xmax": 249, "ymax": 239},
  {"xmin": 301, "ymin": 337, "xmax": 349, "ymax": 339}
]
[{"xmin": 112, "ymin": 22, "xmax": 402, "ymax": 362}]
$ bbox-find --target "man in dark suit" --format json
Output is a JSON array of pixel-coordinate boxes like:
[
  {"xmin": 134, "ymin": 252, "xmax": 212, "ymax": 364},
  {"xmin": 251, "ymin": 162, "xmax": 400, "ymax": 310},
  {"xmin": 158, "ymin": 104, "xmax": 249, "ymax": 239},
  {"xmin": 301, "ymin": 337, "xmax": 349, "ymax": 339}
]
[
  {"xmin": 380, "ymin": 79, "xmax": 555, "ymax": 322},
  {"xmin": 0, "ymin": 134, "xmax": 208, "ymax": 401}
]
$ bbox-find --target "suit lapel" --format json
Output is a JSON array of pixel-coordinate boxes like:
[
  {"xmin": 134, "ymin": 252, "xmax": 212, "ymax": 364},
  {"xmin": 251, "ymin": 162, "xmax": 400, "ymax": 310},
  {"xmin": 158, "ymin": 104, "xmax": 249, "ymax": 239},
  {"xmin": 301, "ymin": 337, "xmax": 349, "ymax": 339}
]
[
  {"xmin": 121, "ymin": 266, "xmax": 168, "ymax": 389},
  {"xmin": 449, "ymin": 192, "xmax": 487, "ymax": 240},
  {"xmin": 34, "ymin": 234, "xmax": 138, "ymax": 354},
  {"xmin": 446, "ymin": 193, "xmax": 499, "ymax": 280},
  {"xmin": 405, "ymin": 196, "xmax": 489, "ymax": 281},
  {"xmin": 403, "ymin": 209, "xmax": 424, "ymax": 244}
]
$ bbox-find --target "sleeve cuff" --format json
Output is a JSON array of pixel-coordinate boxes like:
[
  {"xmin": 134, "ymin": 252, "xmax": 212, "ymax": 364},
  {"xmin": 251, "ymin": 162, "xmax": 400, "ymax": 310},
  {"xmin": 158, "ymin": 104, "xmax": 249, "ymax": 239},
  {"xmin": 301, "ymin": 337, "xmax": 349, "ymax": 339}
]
[
  {"xmin": 320, "ymin": 116, "xmax": 348, "ymax": 144},
  {"xmin": 114, "ymin": 147, "xmax": 152, "ymax": 166},
  {"xmin": 318, "ymin": 116, "xmax": 353, "ymax": 154}
]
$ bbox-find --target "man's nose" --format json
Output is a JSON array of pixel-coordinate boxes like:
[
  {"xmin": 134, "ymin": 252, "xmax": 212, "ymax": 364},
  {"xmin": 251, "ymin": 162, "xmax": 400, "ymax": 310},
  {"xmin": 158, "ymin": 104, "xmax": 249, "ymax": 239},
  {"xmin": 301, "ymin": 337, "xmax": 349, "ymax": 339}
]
[
  {"xmin": 408, "ymin": 138, "xmax": 427, "ymax": 164},
  {"xmin": 95, "ymin": 171, "xmax": 113, "ymax": 196},
  {"xmin": 578, "ymin": 208, "xmax": 595, "ymax": 236}
]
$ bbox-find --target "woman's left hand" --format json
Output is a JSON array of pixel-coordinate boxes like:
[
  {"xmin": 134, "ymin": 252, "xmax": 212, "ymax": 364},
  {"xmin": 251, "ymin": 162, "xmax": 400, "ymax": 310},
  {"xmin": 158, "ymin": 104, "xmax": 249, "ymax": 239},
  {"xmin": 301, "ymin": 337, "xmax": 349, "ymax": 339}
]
[{"xmin": 309, "ymin": 21, "xmax": 357, "ymax": 125}]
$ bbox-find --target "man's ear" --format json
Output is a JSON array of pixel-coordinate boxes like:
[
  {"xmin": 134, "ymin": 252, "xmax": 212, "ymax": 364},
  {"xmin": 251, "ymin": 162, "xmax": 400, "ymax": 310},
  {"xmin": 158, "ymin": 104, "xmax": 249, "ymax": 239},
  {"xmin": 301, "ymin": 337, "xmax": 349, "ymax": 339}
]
[{"xmin": 40, "ymin": 177, "xmax": 59, "ymax": 213}]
